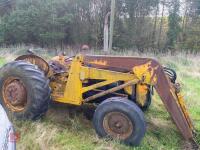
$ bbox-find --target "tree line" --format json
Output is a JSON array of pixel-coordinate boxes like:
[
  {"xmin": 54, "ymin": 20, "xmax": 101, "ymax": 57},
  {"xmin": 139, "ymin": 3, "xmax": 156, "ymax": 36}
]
[{"xmin": 0, "ymin": 0, "xmax": 199, "ymax": 53}]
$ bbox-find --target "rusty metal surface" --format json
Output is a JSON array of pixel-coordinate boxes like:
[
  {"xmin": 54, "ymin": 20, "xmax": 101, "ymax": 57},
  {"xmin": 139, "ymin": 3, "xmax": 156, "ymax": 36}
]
[
  {"xmin": 84, "ymin": 55, "xmax": 194, "ymax": 141},
  {"xmin": 2, "ymin": 77, "xmax": 27, "ymax": 112},
  {"xmin": 48, "ymin": 55, "xmax": 73, "ymax": 75},
  {"xmin": 84, "ymin": 80, "xmax": 138, "ymax": 102},
  {"xmin": 15, "ymin": 54, "xmax": 49, "ymax": 75},
  {"xmin": 49, "ymin": 72, "xmax": 68, "ymax": 98},
  {"xmin": 84, "ymin": 55, "xmax": 154, "ymax": 72},
  {"xmin": 103, "ymin": 112, "xmax": 134, "ymax": 140},
  {"xmin": 92, "ymin": 89, "xmax": 127, "ymax": 97},
  {"xmin": 49, "ymin": 60, "xmax": 68, "ymax": 74}
]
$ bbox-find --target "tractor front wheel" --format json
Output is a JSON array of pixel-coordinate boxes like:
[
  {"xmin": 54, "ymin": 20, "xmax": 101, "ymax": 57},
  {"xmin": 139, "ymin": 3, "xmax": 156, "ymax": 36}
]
[
  {"xmin": 93, "ymin": 97, "xmax": 146, "ymax": 146},
  {"xmin": 0, "ymin": 61, "xmax": 51, "ymax": 120}
]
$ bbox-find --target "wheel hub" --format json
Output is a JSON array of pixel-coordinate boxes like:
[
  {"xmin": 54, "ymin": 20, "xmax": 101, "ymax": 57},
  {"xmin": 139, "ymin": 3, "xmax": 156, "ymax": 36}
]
[
  {"xmin": 3, "ymin": 77, "xmax": 27, "ymax": 112},
  {"xmin": 103, "ymin": 112, "xmax": 134, "ymax": 140}
]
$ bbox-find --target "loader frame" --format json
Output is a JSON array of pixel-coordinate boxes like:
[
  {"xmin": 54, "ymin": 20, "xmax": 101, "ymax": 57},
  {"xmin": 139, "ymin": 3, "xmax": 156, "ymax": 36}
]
[{"xmin": 51, "ymin": 55, "xmax": 140, "ymax": 105}]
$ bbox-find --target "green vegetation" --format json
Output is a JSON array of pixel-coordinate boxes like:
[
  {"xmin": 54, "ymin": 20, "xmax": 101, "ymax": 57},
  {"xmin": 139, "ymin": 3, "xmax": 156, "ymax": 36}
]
[
  {"xmin": 0, "ymin": 57, "xmax": 6, "ymax": 66},
  {"xmin": 166, "ymin": 0, "xmax": 181, "ymax": 49},
  {"xmin": 0, "ymin": 49, "xmax": 198, "ymax": 150},
  {"xmin": 0, "ymin": 0, "xmax": 199, "ymax": 52}
]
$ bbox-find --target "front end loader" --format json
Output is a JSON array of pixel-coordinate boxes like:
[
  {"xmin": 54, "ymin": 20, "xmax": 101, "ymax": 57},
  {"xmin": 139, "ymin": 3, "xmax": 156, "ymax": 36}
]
[{"xmin": 0, "ymin": 53, "xmax": 198, "ymax": 147}]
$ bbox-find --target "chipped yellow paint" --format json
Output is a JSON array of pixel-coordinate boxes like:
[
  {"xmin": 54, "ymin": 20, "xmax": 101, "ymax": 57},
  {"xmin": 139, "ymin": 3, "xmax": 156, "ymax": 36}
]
[
  {"xmin": 124, "ymin": 83, "xmax": 149, "ymax": 107},
  {"xmin": 51, "ymin": 54, "xmax": 139, "ymax": 105},
  {"xmin": 51, "ymin": 55, "xmax": 66, "ymax": 64},
  {"xmin": 54, "ymin": 55, "xmax": 83, "ymax": 105},
  {"xmin": 133, "ymin": 61, "xmax": 158, "ymax": 85},
  {"xmin": 136, "ymin": 84, "xmax": 149, "ymax": 106},
  {"xmin": 176, "ymin": 92, "xmax": 195, "ymax": 131},
  {"xmin": 89, "ymin": 60, "xmax": 107, "ymax": 66},
  {"xmin": 124, "ymin": 84, "xmax": 133, "ymax": 95},
  {"xmin": 51, "ymin": 55, "xmax": 160, "ymax": 106},
  {"xmin": 169, "ymin": 88, "xmax": 194, "ymax": 131}
]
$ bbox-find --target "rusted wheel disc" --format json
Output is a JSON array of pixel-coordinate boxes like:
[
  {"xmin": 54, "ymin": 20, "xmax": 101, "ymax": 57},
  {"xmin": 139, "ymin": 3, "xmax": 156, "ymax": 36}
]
[
  {"xmin": 0, "ymin": 61, "xmax": 50, "ymax": 120},
  {"xmin": 2, "ymin": 77, "xmax": 27, "ymax": 112},
  {"xmin": 103, "ymin": 112, "xmax": 134, "ymax": 140},
  {"xmin": 93, "ymin": 97, "xmax": 146, "ymax": 146}
]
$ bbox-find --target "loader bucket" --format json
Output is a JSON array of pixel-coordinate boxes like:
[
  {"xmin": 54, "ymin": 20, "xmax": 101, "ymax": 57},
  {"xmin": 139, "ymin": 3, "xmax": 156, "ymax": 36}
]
[{"xmin": 83, "ymin": 55, "xmax": 195, "ymax": 142}]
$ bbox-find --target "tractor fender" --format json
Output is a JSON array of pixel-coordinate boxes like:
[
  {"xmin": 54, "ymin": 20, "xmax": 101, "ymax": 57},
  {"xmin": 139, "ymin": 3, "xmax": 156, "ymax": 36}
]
[{"xmin": 15, "ymin": 54, "xmax": 49, "ymax": 75}]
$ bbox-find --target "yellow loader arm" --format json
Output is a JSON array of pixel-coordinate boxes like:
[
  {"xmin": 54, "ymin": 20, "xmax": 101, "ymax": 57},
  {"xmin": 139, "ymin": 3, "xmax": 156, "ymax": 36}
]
[{"xmin": 83, "ymin": 55, "xmax": 196, "ymax": 142}]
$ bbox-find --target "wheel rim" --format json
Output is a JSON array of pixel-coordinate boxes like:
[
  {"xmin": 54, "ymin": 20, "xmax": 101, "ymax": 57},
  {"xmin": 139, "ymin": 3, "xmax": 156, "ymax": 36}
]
[
  {"xmin": 2, "ymin": 77, "xmax": 27, "ymax": 112},
  {"xmin": 103, "ymin": 112, "xmax": 134, "ymax": 140}
]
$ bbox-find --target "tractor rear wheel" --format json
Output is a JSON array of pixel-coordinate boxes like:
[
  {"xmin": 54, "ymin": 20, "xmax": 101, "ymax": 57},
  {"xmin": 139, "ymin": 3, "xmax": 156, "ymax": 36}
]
[
  {"xmin": 0, "ymin": 61, "xmax": 51, "ymax": 120},
  {"xmin": 93, "ymin": 97, "xmax": 146, "ymax": 146}
]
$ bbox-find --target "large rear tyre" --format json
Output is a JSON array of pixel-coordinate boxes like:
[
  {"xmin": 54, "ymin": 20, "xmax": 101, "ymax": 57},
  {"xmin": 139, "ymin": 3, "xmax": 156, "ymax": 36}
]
[
  {"xmin": 0, "ymin": 61, "xmax": 51, "ymax": 120},
  {"xmin": 93, "ymin": 97, "xmax": 146, "ymax": 146}
]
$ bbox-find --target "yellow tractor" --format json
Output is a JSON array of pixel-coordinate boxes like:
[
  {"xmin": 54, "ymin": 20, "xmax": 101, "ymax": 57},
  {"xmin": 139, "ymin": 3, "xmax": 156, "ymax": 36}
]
[{"xmin": 0, "ymin": 53, "xmax": 198, "ymax": 147}]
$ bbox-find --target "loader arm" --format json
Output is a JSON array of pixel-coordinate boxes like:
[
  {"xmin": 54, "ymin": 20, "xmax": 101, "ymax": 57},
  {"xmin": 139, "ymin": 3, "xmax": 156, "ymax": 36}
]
[{"xmin": 83, "ymin": 55, "xmax": 195, "ymax": 141}]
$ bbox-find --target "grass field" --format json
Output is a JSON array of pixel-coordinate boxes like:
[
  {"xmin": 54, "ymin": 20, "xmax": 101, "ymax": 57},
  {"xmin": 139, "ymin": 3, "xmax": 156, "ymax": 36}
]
[{"xmin": 0, "ymin": 48, "xmax": 199, "ymax": 150}]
